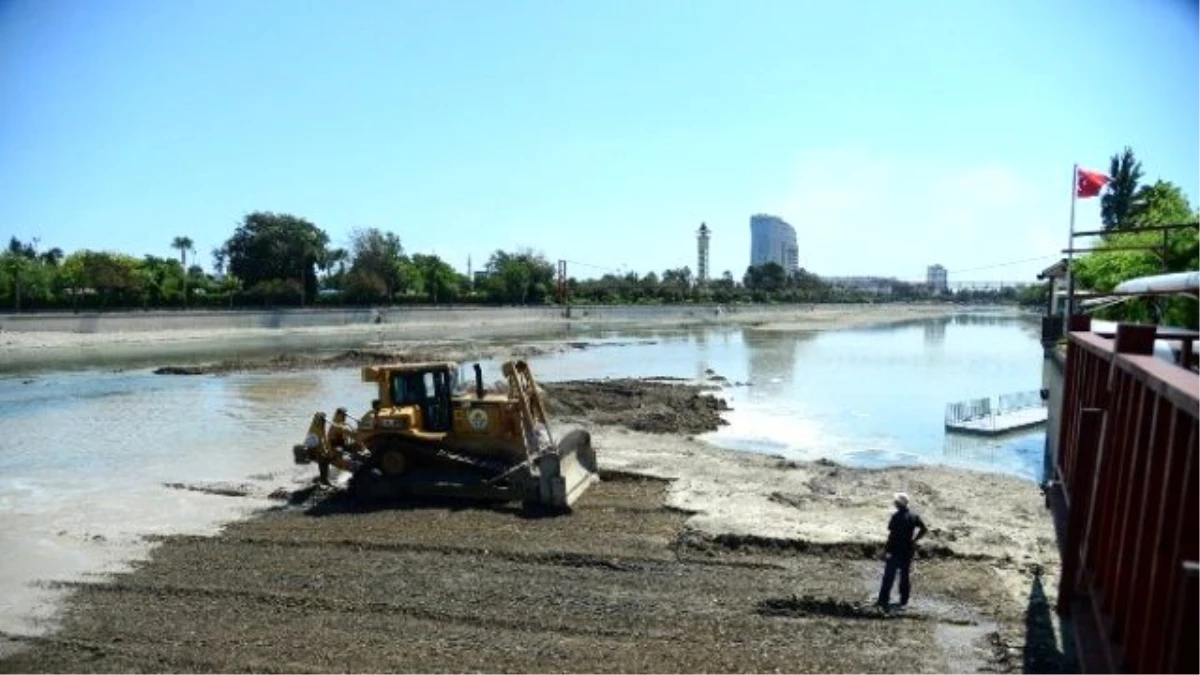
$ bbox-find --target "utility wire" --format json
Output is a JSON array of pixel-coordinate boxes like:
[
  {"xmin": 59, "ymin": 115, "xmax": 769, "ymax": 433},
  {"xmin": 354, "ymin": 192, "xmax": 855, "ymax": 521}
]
[
  {"xmin": 561, "ymin": 259, "xmax": 626, "ymax": 275},
  {"xmin": 945, "ymin": 254, "xmax": 1061, "ymax": 275}
]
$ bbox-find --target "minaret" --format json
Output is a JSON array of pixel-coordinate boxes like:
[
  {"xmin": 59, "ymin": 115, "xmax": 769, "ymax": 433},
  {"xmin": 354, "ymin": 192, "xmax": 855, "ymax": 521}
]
[{"xmin": 696, "ymin": 223, "xmax": 711, "ymax": 285}]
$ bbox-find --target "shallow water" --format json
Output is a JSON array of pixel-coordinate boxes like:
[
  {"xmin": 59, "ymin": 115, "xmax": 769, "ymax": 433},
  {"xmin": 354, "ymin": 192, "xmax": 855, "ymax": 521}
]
[
  {"xmin": 525, "ymin": 312, "xmax": 1046, "ymax": 480},
  {"xmin": 0, "ymin": 310, "xmax": 1046, "ymax": 634}
]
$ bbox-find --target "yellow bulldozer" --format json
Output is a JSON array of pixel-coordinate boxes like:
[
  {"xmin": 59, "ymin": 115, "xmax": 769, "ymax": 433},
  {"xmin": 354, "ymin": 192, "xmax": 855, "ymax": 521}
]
[{"xmin": 292, "ymin": 360, "xmax": 599, "ymax": 511}]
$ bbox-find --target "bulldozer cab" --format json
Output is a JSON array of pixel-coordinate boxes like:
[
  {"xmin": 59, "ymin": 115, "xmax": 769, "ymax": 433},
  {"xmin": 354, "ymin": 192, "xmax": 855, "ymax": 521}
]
[{"xmin": 366, "ymin": 363, "xmax": 457, "ymax": 432}]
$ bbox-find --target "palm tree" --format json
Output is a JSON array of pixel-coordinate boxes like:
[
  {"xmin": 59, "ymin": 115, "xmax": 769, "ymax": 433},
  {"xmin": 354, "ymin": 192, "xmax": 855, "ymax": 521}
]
[
  {"xmin": 171, "ymin": 236, "xmax": 194, "ymax": 307},
  {"xmin": 1101, "ymin": 147, "xmax": 1144, "ymax": 231},
  {"xmin": 211, "ymin": 247, "xmax": 227, "ymax": 276},
  {"xmin": 320, "ymin": 247, "xmax": 348, "ymax": 289}
]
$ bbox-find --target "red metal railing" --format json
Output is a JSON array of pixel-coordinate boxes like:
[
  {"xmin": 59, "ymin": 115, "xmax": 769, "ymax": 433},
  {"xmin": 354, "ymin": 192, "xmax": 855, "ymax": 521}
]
[{"xmin": 1055, "ymin": 318, "xmax": 1199, "ymax": 673}]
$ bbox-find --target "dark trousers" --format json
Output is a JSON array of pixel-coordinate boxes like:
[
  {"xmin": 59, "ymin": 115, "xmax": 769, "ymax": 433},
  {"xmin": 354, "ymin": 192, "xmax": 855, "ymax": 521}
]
[{"xmin": 877, "ymin": 553, "xmax": 912, "ymax": 606}]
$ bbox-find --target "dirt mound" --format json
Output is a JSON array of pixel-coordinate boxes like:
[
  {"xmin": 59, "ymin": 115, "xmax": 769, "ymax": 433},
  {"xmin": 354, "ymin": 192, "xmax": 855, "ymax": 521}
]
[
  {"xmin": 674, "ymin": 530, "xmax": 989, "ymax": 563},
  {"xmin": 756, "ymin": 595, "xmax": 980, "ymax": 626},
  {"xmin": 542, "ymin": 379, "xmax": 730, "ymax": 435},
  {"xmin": 151, "ymin": 342, "xmax": 570, "ymax": 376},
  {"xmin": 757, "ymin": 595, "xmax": 892, "ymax": 620},
  {"xmin": 154, "ymin": 349, "xmax": 405, "ymax": 375},
  {"xmin": 676, "ymin": 529, "xmax": 882, "ymax": 559},
  {"xmin": 151, "ymin": 365, "xmax": 206, "ymax": 375}
]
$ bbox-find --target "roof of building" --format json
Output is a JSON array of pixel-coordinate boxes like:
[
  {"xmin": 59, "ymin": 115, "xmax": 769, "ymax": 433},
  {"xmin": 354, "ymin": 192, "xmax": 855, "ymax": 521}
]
[{"xmin": 1037, "ymin": 259, "xmax": 1068, "ymax": 280}]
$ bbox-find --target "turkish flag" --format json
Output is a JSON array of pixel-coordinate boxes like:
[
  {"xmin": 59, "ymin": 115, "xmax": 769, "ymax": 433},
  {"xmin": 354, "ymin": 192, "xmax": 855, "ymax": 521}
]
[{"xmin": 1076, "ymin": 167, "xmax": 1109, "ymax": 198}]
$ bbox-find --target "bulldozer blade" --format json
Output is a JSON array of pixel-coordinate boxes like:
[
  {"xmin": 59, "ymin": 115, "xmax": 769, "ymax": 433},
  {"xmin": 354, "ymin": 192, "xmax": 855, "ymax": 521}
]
[{"xmin": 533, "ymin": 429, "xmax": 599, "ymax": 510}]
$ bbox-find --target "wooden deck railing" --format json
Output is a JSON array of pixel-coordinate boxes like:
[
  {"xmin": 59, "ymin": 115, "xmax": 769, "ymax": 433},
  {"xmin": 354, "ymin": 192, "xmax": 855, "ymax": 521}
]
[{"xmin": 1054, "ymin": 317, "xmax": 1199, "ymax": 673}]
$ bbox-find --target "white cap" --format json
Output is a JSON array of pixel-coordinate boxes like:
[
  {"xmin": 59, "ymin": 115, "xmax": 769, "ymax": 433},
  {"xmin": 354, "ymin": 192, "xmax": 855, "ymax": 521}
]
[{"xmin": 893, "ymin": 492, "xmax": 910, "ymax": 508}]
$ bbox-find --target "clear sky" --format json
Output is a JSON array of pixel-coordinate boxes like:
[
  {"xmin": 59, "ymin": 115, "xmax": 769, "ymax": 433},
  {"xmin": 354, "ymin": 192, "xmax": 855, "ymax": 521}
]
[{"xmin": 1, "ymin": 0, "xmax": 1197, "ymax": 282}]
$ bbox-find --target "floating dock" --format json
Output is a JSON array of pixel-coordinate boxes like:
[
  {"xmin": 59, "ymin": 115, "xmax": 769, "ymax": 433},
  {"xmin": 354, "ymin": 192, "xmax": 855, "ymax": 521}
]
[{"xmin": 945, "ymin": 391, "xmax": 1047, "ymax": 435}]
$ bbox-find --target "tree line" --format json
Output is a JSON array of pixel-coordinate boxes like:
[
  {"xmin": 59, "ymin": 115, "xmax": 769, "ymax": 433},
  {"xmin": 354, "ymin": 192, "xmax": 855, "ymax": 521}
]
[
  {"xmin": 1073, "ymin": 147, "xmax": 1200, "ymax": 327},
  {"xmin": 2, "ymin": 210, "xmax": 1043, "ymax": 313}
]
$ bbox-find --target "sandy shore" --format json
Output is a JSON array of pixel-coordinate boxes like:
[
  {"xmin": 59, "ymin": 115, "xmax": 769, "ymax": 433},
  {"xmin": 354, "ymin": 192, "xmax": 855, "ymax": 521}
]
[
  {"xmin": 0, "ymin": 304, "xmax": 965, "ymax": 371},
  {"xmin": 0, "ymin": 376, "xmax": 1066, "ymax": 673}
]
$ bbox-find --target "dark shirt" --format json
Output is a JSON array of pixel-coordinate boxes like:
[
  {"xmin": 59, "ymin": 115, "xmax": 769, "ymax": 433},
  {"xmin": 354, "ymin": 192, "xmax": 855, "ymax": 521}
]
[{"xmin": 886, "ymin": 508, "xmax": 926, "ymax": 558}]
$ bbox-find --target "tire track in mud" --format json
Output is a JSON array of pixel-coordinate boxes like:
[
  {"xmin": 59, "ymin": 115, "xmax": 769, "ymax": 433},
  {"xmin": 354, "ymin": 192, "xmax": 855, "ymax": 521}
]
[
  {"xmin": 41, "ymin": 581, "xmax": 686, "ymax": 641},
  {"xmin": 144, "ymin": 533, "xmax": 788, "ymax": 572},
  {"xmin": 675, "ymin": 530, "xmax": 1003, "ymax": 563},
  {"xmin": 0, "ymin": 633, "xmax": 325, "ymax": 674}
]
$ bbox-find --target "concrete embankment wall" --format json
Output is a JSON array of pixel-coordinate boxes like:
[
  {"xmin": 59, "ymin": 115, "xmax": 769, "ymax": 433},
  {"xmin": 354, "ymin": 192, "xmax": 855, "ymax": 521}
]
[
  {"xmin": 0, "ymin": 304, "xmax": 759, "ymax": 334},
  {"xmin": 1041, "ymin": 352, "xmax": 1066, "ymax": 484}
]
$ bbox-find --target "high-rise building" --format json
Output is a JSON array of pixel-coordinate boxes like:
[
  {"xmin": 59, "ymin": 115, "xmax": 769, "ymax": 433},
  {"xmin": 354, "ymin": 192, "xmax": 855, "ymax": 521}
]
[
  {"xmin": 749, "ymin": 214, "xmax": 799, "ymax": 274},
  {"xmin": 926, "ymin": 264, "xmax": 948, "ymax": 294},
  {"xmin": 696, "ymin": 223, "xmax": 711, "ymax": 285}
]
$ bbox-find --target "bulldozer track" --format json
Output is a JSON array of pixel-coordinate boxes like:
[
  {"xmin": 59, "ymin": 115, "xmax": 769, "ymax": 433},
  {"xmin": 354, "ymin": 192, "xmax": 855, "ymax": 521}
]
[
  {"xmin": 145, "ymin": 533, "xmax": 786, "ymax": 571},
  {"xmin": 43, "ymin": 581, "xmax": 689, "ymax": 641},
  {"xmin": 0, "ymin": 632, "xmax": 324, "ymax": 674}
]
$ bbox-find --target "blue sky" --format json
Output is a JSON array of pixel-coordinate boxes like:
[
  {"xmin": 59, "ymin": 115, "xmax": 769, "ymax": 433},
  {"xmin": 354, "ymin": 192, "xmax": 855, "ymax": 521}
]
[{"xmin": 1, "ymin": 0, "xmax": 1196, "ymax": 282}]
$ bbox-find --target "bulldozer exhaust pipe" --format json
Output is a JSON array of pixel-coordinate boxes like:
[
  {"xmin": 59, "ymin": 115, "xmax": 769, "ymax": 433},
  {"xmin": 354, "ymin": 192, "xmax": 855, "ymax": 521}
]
[{"xmin": 473, "ymin": 363, "xmax": 484, "ymax": 399}]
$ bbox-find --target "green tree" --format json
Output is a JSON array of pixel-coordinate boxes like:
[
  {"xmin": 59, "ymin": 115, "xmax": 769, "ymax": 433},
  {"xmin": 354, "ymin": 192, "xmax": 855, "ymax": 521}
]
[
  {"xmin": 2, "ymin": 238, "xmax": 34, "ymax": 310},
  {"xmin": 211, "ymin": 247, "xmax": 227, "ymax": 276},
  {"xmin": 790, "ymin": 268, "xmax": 829, "ymax": 300},
  {"xmin": 744, "ymin": 263, "xmax": 786, "ymax": 292},
  {"xmin": 346, "ymin": 228, "xmax": 405, "ymax": 301},
  {"xmin": 320, "ymin": 247, "xmax": 349, "ymax": 290},
  {"xmin": 1, "ymin": 238, "xmax": 58, "ymax": 310},
  {"xmin": 1101, "ymin": 147, "xmax": 1144, "ymax": 231},
  {"xmin": 218, "ymin": 275, "xmax": 243, "ymax": 308},
  {"xmin": 658, "ymin": 267, "xmax": 693, "ymax": 302},
  {"xmin": 0, "ymin": 253, "xmax": 31, "ymax": 310},
  {"xmin": 410, "ymin": 254, "xmax": 461, "ymax": 303},
  {"xmin": 484, "ymin": 249, "xmax": 554, "ymax": 304},
  {"xmin": 218, "ymin": 212, "xmax": 330, "ymax": 307},
  {"xmin": 1078, "ymin": 180, "xmax": 1198, "ymax": 292},
  {"xmin": 7, "ymin": 237, "xmax": 35, "ymax": 258},
  {"xmin": 638, "ymin": 272, "xmax": 661, "ymax": 303},
  {"xmin": 171, "ymin": 236, "xmax": 195, "ymax": 307},
  {"xmin": 61, "ymin": 250, "xmax": 142, "ymax": 308},
  {"xmin": 1131, "ymin": 181, "xmax": 1197, "ymax": 227},
  {"xmin": 136, "ymin": 255, "xmax": 186, "ymax": 307},
  {"xmin": 39, "ymin": 247, "xmax": 63, "ymax": 267}
]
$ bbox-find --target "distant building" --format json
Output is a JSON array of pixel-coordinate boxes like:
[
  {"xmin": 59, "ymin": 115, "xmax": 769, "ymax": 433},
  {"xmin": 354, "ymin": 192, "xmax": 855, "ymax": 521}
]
[
  {"xmin": 696, "ymin": 223, "xmax": 711, "ymax": 285},
  {"xmin": 822, "ymin": 275, "xmax": 898, "ymax": 296},
  {"xmin": 926, "ymin": 264, "xmax": 948, "ymax": 294},
  {"xmin": 749, "ymin": 214, "xmax": 799, "ymax": 274}
]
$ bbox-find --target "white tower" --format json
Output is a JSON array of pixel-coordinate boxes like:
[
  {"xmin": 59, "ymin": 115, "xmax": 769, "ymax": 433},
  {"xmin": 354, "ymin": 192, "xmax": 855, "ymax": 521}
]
[{"xmin": 696, "ymin": 223, "xmax": 711, "ymax": 285}]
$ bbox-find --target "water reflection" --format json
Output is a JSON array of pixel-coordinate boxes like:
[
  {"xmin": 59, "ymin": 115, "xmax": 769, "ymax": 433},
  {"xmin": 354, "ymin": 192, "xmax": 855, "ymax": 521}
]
[
  {"xmin": 232, "ymin": 373, "xmax": 324, "ymax": 409},
  {"xmin": 923, "ymin": 317, "xmax": 949, "ymax": 348},
  {"xmin": 693, "ymin": 330, "xmax": 710, "ymax": 381},
  {"xmin": 744, "ymin": 331, "xmax": 814, "ymax": 390},
  {"xmin": 942, "ymin": 429, "xmax": 1045, "ymax": 481},
  {"xmin": 951, "ymin": 313, "xmax": 1023, "ymax": 326}
]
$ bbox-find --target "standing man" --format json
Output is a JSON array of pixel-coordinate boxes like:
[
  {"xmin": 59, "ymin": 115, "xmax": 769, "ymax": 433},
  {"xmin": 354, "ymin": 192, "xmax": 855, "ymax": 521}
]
[{"xmin": 877, "ymin": 492, "xmax": 928, "ymax": 609}]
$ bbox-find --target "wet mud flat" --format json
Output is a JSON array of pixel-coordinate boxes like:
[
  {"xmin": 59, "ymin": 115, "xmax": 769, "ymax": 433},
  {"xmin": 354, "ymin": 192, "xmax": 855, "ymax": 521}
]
[
  {"xmin": 0, "ymin": 473, "xmax": 1053, "ymax": 674},
  {"xmin": 0, "ymin": 378, "xmax": 1066, "ymax": 673}
]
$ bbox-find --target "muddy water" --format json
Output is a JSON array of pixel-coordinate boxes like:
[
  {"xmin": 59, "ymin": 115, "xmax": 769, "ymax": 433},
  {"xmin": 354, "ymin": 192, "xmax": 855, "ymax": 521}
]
[{"xmin": 0, "ymin": 310, "xmax": 1044, "ymax": 636}]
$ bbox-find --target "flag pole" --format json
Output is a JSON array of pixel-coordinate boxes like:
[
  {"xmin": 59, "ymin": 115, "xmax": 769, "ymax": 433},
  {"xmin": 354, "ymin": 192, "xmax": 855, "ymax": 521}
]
[{"xmin": 1065, "ymin": 163, "xmax": 1078, "ymax": 327}]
